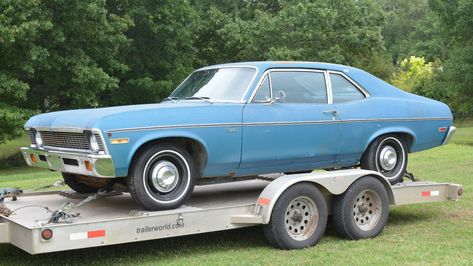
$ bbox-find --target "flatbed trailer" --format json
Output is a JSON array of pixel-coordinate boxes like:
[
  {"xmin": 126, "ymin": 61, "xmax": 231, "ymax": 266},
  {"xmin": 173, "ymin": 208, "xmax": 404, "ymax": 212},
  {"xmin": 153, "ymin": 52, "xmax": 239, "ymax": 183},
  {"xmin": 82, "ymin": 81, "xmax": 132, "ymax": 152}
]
[{"xmin": 0, "ymin": 169, "xmax": 463, "ymax": 254}]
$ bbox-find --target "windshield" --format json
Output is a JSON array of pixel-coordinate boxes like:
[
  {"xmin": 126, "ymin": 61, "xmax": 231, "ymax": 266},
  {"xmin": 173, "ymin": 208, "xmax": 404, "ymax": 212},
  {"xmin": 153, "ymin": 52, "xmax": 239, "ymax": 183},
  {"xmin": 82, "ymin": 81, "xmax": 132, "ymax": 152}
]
[{"xmin": 170, "ymin": 67, "xmax": 256, "ymax": 102}]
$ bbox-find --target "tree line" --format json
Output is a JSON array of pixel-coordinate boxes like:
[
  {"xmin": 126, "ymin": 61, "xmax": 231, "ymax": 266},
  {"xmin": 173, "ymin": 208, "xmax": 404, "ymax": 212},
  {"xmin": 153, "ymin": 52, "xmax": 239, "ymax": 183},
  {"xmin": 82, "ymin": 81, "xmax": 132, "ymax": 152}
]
[{"xmin": 0, "ymin": 0, "xmax": 472, "ymax": 143}]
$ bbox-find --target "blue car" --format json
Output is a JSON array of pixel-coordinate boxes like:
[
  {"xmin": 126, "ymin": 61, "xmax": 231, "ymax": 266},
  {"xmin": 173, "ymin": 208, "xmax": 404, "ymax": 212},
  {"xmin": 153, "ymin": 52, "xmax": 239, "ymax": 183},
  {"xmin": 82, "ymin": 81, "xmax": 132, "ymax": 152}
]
[{"xmin": 21, "ymin": 61, "xmax": 456, "ymax": 210}]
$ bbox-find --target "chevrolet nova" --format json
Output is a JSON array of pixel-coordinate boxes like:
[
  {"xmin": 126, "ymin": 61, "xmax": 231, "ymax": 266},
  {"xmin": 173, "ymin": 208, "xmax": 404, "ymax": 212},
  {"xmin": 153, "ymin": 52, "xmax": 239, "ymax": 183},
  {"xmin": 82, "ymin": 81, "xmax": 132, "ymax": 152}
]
[{"xmin": 21, "ymin": 61, "xmax": 456, "ymax": 210}]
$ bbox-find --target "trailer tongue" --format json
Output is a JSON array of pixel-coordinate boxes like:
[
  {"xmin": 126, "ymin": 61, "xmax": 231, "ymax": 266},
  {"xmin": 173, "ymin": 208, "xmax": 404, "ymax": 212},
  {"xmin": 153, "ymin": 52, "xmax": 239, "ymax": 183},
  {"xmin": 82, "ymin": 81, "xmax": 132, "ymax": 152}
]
[{"xmin": 0, "ymin": 169, "xmax": 463, "ymax": 254}]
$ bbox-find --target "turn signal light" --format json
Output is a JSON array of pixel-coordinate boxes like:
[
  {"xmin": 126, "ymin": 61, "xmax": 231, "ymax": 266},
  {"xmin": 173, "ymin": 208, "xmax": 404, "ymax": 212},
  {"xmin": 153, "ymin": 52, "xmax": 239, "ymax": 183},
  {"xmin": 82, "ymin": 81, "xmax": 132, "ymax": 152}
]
[
  {"xmin": 84, "ymin": 160, "xmax": 93, "ymax": 172},
  {"xmin": 41, "ymin": 229, "xmax": 53, "ymax": 241},
  {"xmin": 29, "ymin": 154, "xmax": 37, "ymax": 163}
]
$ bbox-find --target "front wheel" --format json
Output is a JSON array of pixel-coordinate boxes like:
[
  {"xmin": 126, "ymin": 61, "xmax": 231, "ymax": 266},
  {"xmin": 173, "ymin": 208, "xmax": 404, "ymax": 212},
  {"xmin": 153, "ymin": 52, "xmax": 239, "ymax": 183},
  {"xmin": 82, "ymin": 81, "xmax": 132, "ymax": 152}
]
[
  {"xmin": 361, "ymin": 135, "xmax": 408, "ymax": 184},
  {"xmin": 128, "ymin": 143, "xmax": 197, "ymax": 211}
]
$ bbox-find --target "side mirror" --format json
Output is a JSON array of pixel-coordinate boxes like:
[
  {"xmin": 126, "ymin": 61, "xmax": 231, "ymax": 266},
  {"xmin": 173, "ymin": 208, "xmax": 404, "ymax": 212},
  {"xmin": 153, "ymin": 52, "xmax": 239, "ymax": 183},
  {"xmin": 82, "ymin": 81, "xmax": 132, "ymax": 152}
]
[{"xmin": 268, "ymin": 90, "xmax": 286, "ymax": 104}]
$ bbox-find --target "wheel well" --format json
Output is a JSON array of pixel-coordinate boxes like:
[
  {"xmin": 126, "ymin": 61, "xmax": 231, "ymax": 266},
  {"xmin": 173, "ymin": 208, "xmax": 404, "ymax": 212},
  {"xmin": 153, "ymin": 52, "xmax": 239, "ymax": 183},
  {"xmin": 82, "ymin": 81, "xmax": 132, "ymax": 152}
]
[
  {"xmin": 371, "ymin": 132, "xmax": 414, "ymax": 151},
  {"xmin": 130, "ymin": 137, "xmax": 207, "ymax": 177}
]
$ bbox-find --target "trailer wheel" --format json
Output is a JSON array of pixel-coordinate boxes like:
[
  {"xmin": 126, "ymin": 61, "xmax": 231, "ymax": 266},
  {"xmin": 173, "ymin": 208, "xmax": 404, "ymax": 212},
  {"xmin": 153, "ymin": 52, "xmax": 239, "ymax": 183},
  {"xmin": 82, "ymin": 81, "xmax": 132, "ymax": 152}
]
[
  {"xmin": 332, "ymin": 176, "xmax": 389, "ymax": 240},
  {"xmin": 62, "ymin": 173, "xmax": 99, "ymax": 194},
  {"xmin": 263, "ymin": 183, "xmax": 327, "ymax": 249},
  {"xmin": 128, "ymin": 143, "xmax": 196, "ymax": 211}
]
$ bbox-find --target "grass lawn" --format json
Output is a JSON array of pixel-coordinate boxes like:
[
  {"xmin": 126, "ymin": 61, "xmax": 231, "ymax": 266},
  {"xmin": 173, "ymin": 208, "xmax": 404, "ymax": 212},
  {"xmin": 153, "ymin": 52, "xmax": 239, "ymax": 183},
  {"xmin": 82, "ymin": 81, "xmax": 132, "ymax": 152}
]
[{"xmin": 0, "ymin": 128, "xmax": 472, "ymax": 264}]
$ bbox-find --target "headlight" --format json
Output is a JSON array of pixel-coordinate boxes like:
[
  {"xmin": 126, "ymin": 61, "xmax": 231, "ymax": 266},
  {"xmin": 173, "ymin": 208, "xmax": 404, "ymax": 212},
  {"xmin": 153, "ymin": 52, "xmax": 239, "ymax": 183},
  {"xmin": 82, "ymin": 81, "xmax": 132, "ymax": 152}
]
[
  {"xmin": 89, "ymin": 134, "xmax": 100, "ymax": 153},
  {"xmin": 35, "ymin": 131, "xmax": 43, "ymax": 147}
]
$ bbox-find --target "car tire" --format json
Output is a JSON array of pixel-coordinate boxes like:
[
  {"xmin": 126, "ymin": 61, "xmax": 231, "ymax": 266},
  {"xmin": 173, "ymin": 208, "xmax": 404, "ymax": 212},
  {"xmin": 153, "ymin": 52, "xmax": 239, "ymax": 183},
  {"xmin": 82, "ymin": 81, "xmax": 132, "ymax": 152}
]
[
  {"xmin": 62, "ymin": 173, "xmax": 99, "ymax": 194},
  {"xmin": 128, "ymin": 143, "xmax": 196, "ymax": 211},
  {"xmin": 361, "ymin": 134, "xmax": 408, "ymax": 184},
  {"xmin": 332, "ymin": 176, "xmax": 389, "ymax": 240},
  {"xmin": 263, "ymin": 183, "xmax": 328, "ymax": 249}
]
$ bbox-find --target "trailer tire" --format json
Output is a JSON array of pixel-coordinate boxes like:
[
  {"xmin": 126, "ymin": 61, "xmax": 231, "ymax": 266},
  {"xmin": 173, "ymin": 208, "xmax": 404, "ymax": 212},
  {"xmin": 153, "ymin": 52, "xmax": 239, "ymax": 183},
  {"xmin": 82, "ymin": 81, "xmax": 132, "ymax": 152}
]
[
  {"xmin": 263, "ymin": 183, "xmax": 327, "ymax": 249},
  {"xmin": 128, "ymin": 143, "xmax": 196, "ymax": 211},
  {"xmin": 62, "ymin": 173, "xmax": 99, "ymax": 194},
  {"xmin": 332, "ymin": 176, "xmax": 389, "ymax": 240}
]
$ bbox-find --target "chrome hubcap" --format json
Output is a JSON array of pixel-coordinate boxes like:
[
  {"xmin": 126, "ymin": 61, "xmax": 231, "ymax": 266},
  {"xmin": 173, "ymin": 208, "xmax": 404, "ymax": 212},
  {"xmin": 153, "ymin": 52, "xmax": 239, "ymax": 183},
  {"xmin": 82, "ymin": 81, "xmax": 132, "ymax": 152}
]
[
  {"xmin": 379, "ymin": 146, "xmax": 397, "ymax": 171},
  {"xmin": 150, "ymin": 161, "xmax": 179, "ymax": 193},
  {"xmin": 353, "ymin": 189, "xmax": 382, "ymax": 231},
  {"xmin": 284, "ymin": 196, "xmax": 318, "ymax": 241}
]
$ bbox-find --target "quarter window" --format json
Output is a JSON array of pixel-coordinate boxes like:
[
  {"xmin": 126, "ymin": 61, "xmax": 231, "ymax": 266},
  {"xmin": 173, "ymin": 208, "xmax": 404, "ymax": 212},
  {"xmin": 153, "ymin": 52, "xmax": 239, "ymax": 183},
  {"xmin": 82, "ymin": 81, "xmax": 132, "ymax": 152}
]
[
  {"xmin": 330, "ymin": 73, "xmax": 365, "ymax": 103},
  {"xmin": 268, "ymin": 71, "xmax": 327, "ymax": 104},
  {"xmin": 253, "ymin": 75, "xmax": 271, "ymax": 102}
]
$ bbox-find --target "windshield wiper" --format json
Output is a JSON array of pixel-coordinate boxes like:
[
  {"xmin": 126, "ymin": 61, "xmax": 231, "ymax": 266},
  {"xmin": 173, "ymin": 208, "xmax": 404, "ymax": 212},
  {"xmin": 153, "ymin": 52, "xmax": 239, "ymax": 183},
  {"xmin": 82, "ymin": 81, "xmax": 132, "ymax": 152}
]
[
  {"xmin": 161, "ymin": 97, "xmax": 179, "ymax": 103},
  {"xmin": 184, "ymin": 96, "xmax": 213, "ymax": 104}
]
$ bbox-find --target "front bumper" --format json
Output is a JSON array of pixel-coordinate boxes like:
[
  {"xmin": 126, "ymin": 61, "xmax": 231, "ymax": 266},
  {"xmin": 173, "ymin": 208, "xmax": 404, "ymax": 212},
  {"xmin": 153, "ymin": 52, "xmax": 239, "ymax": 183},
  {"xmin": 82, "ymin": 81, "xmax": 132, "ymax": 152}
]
[
  {"xmin": 21, "ymin": 147, "xmax": 116, "ymax": 178},
  {"xmin": 442, "ymin": 126, "xmax": 457, "ymax": 145}
]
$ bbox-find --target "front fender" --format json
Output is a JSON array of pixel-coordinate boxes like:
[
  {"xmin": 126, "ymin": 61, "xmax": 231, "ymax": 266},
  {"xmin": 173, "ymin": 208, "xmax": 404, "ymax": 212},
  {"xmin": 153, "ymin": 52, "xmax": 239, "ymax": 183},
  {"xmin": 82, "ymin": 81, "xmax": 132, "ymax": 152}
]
[{"xmin": 107, "ymin": 130, "xmax": 209, "ymax": 177}]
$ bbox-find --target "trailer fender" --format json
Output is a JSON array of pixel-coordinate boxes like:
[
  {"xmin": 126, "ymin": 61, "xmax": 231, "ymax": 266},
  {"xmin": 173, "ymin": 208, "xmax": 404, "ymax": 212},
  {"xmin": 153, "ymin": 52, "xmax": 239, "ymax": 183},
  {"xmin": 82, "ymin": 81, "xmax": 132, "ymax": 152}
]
[
  {"xmin": 256, "ymin": 169, "xmax": 394, "ymax": 224},
  {"xmin": 0, "ymin": 222, "xmax": 9, "ymax": 243}
]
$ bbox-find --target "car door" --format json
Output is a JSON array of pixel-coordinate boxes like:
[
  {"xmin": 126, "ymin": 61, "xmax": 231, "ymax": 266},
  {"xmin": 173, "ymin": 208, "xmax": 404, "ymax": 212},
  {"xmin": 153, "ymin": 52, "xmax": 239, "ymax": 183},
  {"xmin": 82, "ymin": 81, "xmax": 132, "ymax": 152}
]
[
  {"xmin": 238, "ymin": 69, "xmax": 342, "ymax": 174},
  {"xmin": 328, "ymin": 71, "xmax": 376, "ymax": 165}
]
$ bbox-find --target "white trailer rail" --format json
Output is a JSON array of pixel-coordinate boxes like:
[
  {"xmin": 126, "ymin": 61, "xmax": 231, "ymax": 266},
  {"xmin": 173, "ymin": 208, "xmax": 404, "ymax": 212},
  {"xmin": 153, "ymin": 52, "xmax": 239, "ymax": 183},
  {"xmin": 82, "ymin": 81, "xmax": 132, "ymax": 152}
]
[{"xmin": 0, "ymin": 169, "xmax": 463, "ymax": 254}]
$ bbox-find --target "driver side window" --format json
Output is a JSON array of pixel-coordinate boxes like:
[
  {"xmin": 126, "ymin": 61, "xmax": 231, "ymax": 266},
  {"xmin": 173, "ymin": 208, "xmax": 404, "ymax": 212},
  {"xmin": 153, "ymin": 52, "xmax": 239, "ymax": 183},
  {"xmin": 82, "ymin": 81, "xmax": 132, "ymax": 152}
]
[{"xmin": 270, "ymin": 71, "xmax": 327, "ymax": 104}]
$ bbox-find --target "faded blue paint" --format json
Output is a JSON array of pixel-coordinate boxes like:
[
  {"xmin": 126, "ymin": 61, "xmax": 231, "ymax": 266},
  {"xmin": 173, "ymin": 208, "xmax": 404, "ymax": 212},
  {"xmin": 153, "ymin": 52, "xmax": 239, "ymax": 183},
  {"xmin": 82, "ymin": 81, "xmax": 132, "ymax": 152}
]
[{"xmin": 24, "ymin": 61, "xmax": 453, "ymax": 178}]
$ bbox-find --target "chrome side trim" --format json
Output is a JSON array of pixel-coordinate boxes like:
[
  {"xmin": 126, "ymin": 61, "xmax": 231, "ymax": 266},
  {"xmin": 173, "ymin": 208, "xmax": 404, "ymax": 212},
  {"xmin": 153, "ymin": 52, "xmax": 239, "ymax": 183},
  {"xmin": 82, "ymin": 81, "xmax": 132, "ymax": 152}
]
[
  {"xmin": 324, "ymin": 71, "xmax": 333, "ymax": 104},
  {"xmin": 442, "ymin": 126, "xmax": 457, "ymax": 145},
  {"xmin": 106, "ymin": 117, "xmax": 452, "ymax": 134}
]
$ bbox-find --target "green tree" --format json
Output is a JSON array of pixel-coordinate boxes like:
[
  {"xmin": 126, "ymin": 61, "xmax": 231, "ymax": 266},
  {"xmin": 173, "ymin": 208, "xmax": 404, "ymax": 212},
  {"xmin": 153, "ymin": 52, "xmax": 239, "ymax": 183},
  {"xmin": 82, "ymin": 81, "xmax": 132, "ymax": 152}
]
[
  {"xmin": 194, "ymin": 0, "xmax": 385, "ymax": 66},
  {"xmin": 380, "ymin": 0, "xmax": 447, "ymax": 64},
  {"xmin": 105, "ymin": 0, "xmax": 199, "ymax": 106},
  {"xmin": 0, "ymin": 0, "xmax": 50, "ymax": 142},
  {"xmin": 428, "ymin": 0, "xmax": 473, "ymax": 116},
  {"xmin": 390, "ymin": 56, "xmax": 436, "ymax": 94},
  {"xmin": 0, "ymin": 0, "xmax": 131, "ymax": 143}
]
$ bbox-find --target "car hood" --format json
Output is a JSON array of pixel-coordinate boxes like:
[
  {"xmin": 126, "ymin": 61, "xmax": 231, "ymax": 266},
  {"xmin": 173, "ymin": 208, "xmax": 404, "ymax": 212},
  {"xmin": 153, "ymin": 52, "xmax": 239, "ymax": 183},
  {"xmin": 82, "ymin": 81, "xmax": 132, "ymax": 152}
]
[{"xmin": 25, "ymin": 102, "xmax": 243, "ymax": 132}]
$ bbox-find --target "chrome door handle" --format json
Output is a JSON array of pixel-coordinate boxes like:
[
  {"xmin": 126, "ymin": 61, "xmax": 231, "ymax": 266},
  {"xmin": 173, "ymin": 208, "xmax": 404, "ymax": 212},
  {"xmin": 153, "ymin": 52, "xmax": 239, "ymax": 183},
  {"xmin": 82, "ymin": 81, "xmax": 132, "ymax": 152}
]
[{"xmin": 323, "ymin": 110, "xmax": 338, "ymax": 115}]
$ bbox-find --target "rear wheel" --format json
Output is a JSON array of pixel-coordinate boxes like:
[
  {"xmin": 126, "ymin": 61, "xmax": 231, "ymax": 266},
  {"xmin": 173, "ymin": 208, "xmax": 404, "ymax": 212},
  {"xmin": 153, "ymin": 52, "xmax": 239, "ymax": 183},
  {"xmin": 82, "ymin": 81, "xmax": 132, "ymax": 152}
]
[
  {"xmin": 263, "ymin": 183, "xmax": 327, "ymax": 249},
  {"xmin": 128, "ymin": 143, "xmax": 197, "ymax": 211},
  {"xmin": 62, "ymin": 173, "xmax": 100, "ymax": 194},
  {"xmin": 361, "ymin": 135, "xmax": 408, "ymax": 184}
]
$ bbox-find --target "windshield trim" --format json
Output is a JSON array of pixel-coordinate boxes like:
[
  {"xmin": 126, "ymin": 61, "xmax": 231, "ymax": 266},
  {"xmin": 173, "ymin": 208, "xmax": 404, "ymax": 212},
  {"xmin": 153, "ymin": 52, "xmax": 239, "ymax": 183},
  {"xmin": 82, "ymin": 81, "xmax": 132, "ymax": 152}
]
[{"xmin": 171, "ymin": 65, "xmax": 259, "ymax": 103}]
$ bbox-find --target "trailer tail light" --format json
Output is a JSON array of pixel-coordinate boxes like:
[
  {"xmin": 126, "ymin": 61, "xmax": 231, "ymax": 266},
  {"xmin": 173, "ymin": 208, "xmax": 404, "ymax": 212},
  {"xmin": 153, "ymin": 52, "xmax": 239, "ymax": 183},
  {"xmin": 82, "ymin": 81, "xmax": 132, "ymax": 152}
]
[
  {"xmin": 421, "ymin": 190, "xmax": 440, "ymax": 197},
  {"xmin": 70, "ymin": 229, "xmax": 106, "ymax": 240},
  {"xmin": 257, "ymin": 197, "xmax": 271, "ymax": 205},
  {"xmin": 41, "ymin": 229, "xmax": 53, "ymax": 241}
]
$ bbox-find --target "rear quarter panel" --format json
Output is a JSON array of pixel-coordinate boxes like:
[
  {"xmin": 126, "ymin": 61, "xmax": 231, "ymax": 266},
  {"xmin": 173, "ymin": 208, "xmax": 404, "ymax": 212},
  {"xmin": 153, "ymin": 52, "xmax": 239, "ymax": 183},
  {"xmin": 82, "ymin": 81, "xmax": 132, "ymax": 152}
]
[{"xmin": 336, "ymin": 69, "xmax": 453, "ymax": 165}]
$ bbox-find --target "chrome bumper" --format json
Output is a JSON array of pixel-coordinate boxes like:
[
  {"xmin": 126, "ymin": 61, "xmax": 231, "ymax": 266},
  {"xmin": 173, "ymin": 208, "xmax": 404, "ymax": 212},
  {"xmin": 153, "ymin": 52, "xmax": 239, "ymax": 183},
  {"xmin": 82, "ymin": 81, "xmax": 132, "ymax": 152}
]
[
  {"xmin": 20, "ymin": 147, "xmax": 116, "ymax": 178},
  {"xmin": 442, "ymin": 126, "xmax": 457, "ymax": 145}
]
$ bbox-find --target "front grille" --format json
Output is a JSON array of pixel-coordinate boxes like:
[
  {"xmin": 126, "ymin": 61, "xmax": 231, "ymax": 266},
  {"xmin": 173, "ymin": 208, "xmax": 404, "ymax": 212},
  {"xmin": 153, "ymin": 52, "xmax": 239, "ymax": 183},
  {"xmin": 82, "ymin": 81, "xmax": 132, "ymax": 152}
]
[
  {"xmin": 40, "ymin": 131, "xmax": 90, "ymax": 151},
  {"xmin": 25, "ymin": 130, "xmax": 106, "ymax": 153},
  {"xmin": 27, "ymin": 130, "xmax": 36, "ymax": 145}
]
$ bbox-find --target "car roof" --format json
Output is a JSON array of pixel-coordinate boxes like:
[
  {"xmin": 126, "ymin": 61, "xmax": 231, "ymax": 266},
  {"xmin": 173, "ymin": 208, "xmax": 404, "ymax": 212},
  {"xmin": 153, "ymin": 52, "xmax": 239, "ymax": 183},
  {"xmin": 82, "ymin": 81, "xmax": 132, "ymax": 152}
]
[{"xmin": 197, "ymin": 61, "xmax": 357, "ymax": 73}]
